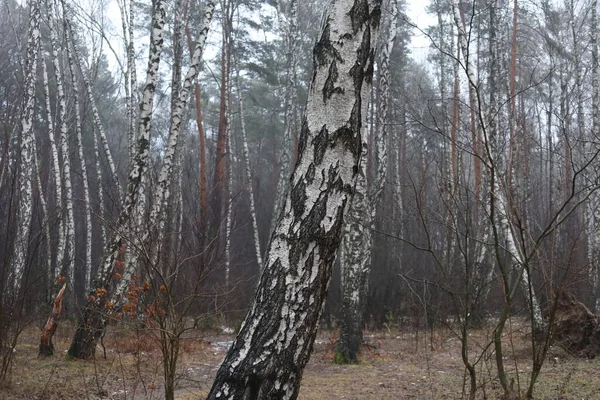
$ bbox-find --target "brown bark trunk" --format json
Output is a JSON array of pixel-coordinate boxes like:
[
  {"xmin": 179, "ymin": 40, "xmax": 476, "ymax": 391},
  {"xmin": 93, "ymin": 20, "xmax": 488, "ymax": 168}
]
[
  {"xmin": 39, "ymin": 284, "xmax": 66, "ymax": 357},
  {"xmin": 212, "ymin": 26, "xmax": 231, "ymax": 245}
]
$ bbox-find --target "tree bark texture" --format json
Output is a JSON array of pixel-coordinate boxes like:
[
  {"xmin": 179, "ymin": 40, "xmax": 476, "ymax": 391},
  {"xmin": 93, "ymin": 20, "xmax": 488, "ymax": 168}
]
[
  {"xmin": 207, "ymin": 0, "xmax": 382, "ymax": 397},
  {"xmin": 8, "ymin": 0, "xmax": 40, "ymax": 296}
]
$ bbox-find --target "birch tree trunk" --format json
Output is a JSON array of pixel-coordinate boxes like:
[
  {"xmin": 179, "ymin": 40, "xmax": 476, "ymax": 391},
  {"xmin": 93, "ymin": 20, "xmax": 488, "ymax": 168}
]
[
  {"xmin": 47, "ymin": 0, "xmax": 75, "ymax": 291},
  {"xmin": 271, "ymin": 0, "xmax": 298, "ymax": 232},
  {"xmin": 64, "ymin": 15, "xmax": 123, "ymax": 202},
  {"xmin": 67, "ymin": 0, "xmax": 217, "ymax": 360},
  {"xmin": 64, "ymin": 19, "xmax": 93, "ymax": 293},
  {"xmin": 207, "ymin": 1, "xmax": 382, "ymax": 397},
  {"xmin": 335, "ymin": 0, "xmax": 398, "ymax": 364},
  {"xmin": 235, "ymin": 68, "xmax": 263, "ymax": 270},
  {"xmin": 41, "ymin": 56, "xmax": 63, "ymax": 289},
  {"xmin": 67, "ymin": 0, "xmax": 169, "ymax": 359},
  {"xmin": 7, "ymin": 0, "xmax": 41, "ymax": 297}
]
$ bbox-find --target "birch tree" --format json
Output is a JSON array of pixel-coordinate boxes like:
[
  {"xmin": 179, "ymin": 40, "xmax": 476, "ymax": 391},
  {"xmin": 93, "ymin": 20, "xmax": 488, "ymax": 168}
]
[
  {"xmin": 335, "ymin": 0, "xmax": 399, "ymax": 364},
  {"xmin": 67, "ymin": 0, "xmax": 216, "ymax": 359},
  {"xmin": 7, "ymin": 0, "xmax": 40, "ymax": 296},
  {"xmin": 67, "ymin": 0, "xmax": 169, "ymax": 359},
  {"xmin": 207, "ymin": 0, "xmax": 382, "ymax": 397}
]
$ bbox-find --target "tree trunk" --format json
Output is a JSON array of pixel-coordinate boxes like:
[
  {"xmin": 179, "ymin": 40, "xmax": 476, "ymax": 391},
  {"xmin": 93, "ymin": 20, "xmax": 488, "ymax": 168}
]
[
  {"xmin": 41, "ymin": 56, "xmax": 63, "ymax": 290},
  {"xmin": 271, "ymin": 0, "xmax": 298, "ymax": 234},
  {"xmin": 67, "ymin": 0, "xmax": 169, "ymax": 359},
  {"xmin": 335, "ymin": 0, "xmax": 398, "ymax": 363},
  {"xmin": 236, "ymin": 68, "xmax": 263, "ymax": 270},
  {"xmin": 39, "ymin": 284, "xmax": 67, "ymax": 357},
  {"xmin": 185, "ymin": 14, "xmax": 208, "ymax": 260},
  {"xmin": 64, "ymin": 16, "xmax": 93, "ymax": 293},
  {"xmin": 212, "ymin": 6, "xmax": 232, "ymax": 247},
  {"xmin": 67, "ymin": 0, "xmax": 216, "ymax": 359},
  {"xmin": 207, "ymin": 1, "xmax": 382, "ymax": 397},
  {"xmin": 8, "ymin": 0, "xmax": 40, "ymax": 296},
  {"xmin": 47, "ymin": 0, "xmax": 75, "ymax": 291}
]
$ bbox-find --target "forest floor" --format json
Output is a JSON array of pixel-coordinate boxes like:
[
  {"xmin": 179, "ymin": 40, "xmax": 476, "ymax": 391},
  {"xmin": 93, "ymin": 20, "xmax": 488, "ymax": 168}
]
[{"xmin": 0, "ymin": 318, "xmax": 599, "ymax": 399}]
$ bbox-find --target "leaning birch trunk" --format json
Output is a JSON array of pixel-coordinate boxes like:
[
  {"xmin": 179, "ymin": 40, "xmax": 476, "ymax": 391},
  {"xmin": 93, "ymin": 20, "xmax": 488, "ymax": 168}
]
[
  {"xmin": 67, "ymin": 0, "xmax": 169, "ymax": 360},
  {"xmin": 65, "ymin": 23, "xmax": 93, "ymax": 293},
  {"xmin": 207, "ymin": 1, "xmax": 382, "ymax": 397},
  {"xmin": 7, "ymin": 0, "xmax": 40, "ymax": 297},
  {"xmin": 64, "ymin": 16, "xmax": 123, "ymax": 202},
  {"xmin": 235, "ymin": 69, "xmax": 263, "ymax": 270},
  {"xmin": 39, "ymin": 283, "xmax": 67, "ymax": 357},
  {"xmin": 41, "ymin": 56, "xmax": 63, "ymax": 289},
  {"xmin": 47, "ymin": 0, "xmax": 75, "ymax": 289},
  {"xmin": 33, "ymin": 144, "xmax": 52, "ymax": 293},
  {"xmin": 335, "ymin": 0, "xmax": 398, "ymax": 364},
  {"xmin": 121, "ymin": 0, "xmax": 216, "ymax": 287},
  {"xmin": 270, "ymin": 0, "xmax": 298, "ymax": 232}
]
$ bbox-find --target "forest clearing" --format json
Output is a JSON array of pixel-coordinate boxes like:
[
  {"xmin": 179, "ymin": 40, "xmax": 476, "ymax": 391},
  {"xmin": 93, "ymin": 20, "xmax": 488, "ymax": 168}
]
[{"xmin": 2, "ymin": 318, "xmax": 599, "ymax": 400}]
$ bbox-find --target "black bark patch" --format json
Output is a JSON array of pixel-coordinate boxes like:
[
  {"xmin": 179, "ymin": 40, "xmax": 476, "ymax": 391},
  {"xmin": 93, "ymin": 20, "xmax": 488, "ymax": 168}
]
[
  {"xmin": 312, "ymin": 19, "xmax": 342, "ymax": 83},
  {"xmin": 291, "ymin": 178, "xmax": 308, "ymax": 221},
  {"xmin": 306, "ymin": 163, "xmax": 316, "ymax": 184},
  {"xmin": 312, "ymin": 125, "xmax": 329, "ymax": 165},
  {"xmin": 330, "ymin": 125, "xmax": 360, "ymax": 159},
  {"xmin": 296, "ymin": 118, "xmax": 309, "ymax": 169},
  {"xmin": 349, "ymin": 0, "xmax": 369, "ymax": 33},
  {"xmin": 323, "ymin": 61, "xmax": 344, "ymax": 102}
]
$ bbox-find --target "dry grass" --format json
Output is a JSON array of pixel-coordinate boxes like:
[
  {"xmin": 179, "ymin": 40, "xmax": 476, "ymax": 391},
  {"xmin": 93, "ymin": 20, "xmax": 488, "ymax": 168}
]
[{"xmin": 0, "ymin": 318, "xmax": 598, "ymax": 399}]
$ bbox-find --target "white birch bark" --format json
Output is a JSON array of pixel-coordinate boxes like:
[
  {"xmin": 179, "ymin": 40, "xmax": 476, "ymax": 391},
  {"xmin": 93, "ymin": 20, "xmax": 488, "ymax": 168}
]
[
  {"xmin": 224, "ymin": 108, "xmax": 234, "ymax": 286},
  {"xmin": 208, "ymin": 0, "xmax": 382, "ymax": 396},
  {"xmin": 65, "ymin": 25, "xmax": 93, "ymax": 293},
  {"xmin": 235, "ymin": 70, "xmax": 263, "ymax": 270},
  {"xmin": 63, "ymin": 15, "xmax": 123, "ymax": 203},
  {"xmin": 68, "ymin": 0, "xmax": 169, "ymax": 360},
  {"xmin": 336, "ymin": 0, "xmax": 398, "ymax": 363},
  {"xmin": 123, "ymin": 0, "xmax": 216, "ymax": 281},
  {"xmin": 112, "ymin": 0, "xmax": 216, "ymax": 304},
  {"xmin": 48, "ymin": 0, "xmax": 75, "ymax": 286},
  {"xmin": 8, "ymin": 0, "xmax": 41, "ymax": 295},
  {"xmin": 93, "ymin": 124, "xmax": 107, "ymax": 248},
  {"xmin": 33, "ymin": 141, "xmax": 52, "ymax": 291},
  {"xmin": 271, "ymin": 0, "xmax": 298, "ymax": 231},
  {"xmin": 41, "ymin": 55, "xmax": 64, "ymax": 285}
]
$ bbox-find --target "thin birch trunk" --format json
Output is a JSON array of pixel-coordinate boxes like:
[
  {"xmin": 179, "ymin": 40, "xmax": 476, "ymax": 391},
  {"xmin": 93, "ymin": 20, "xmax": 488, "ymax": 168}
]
[
  {"xmin": 63, "ymin": 17, "xmax": 122, "ymax": 203},
  {"xmin": 271, "ymin": 0, "xmax": 298, "ymax": 231},
  {"xmin": 8, "ymin": 0, "xmax": 41, "ymax": 296},
  {"xmin": 208, "ymin": 1, "xmax": 382, "ymax": 396},
  {"xmin": 336, "ymin": 0, "xmax": 398, "ymax": 363},
  {"xmin": 48, "ymin": 0, "xmax": 75, "ymax": 286},
  {"xmin": 93, "ymin": 123, "xmax": 107, "ymax": 248},
  {"xmin": 235, "ymin": 68, "xmax": 263, "ymax": 270},
  {"xmin": 124, "ymin": 0, "xmax": 217, "ymax": 278},
  {"xmin": 33, "ymin": 142, "xmax": 52, "ymax": 293},
  {"xmin": 65, "ymin": 20, "xmax": 92, "ymax": 293},
  {"xmin": 41, "ymin": 56, "xmax": 63, "ymax": 286},
  {"xmin": 224, "ymin": 107, "xmax": 234, "ymax": 287}
]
